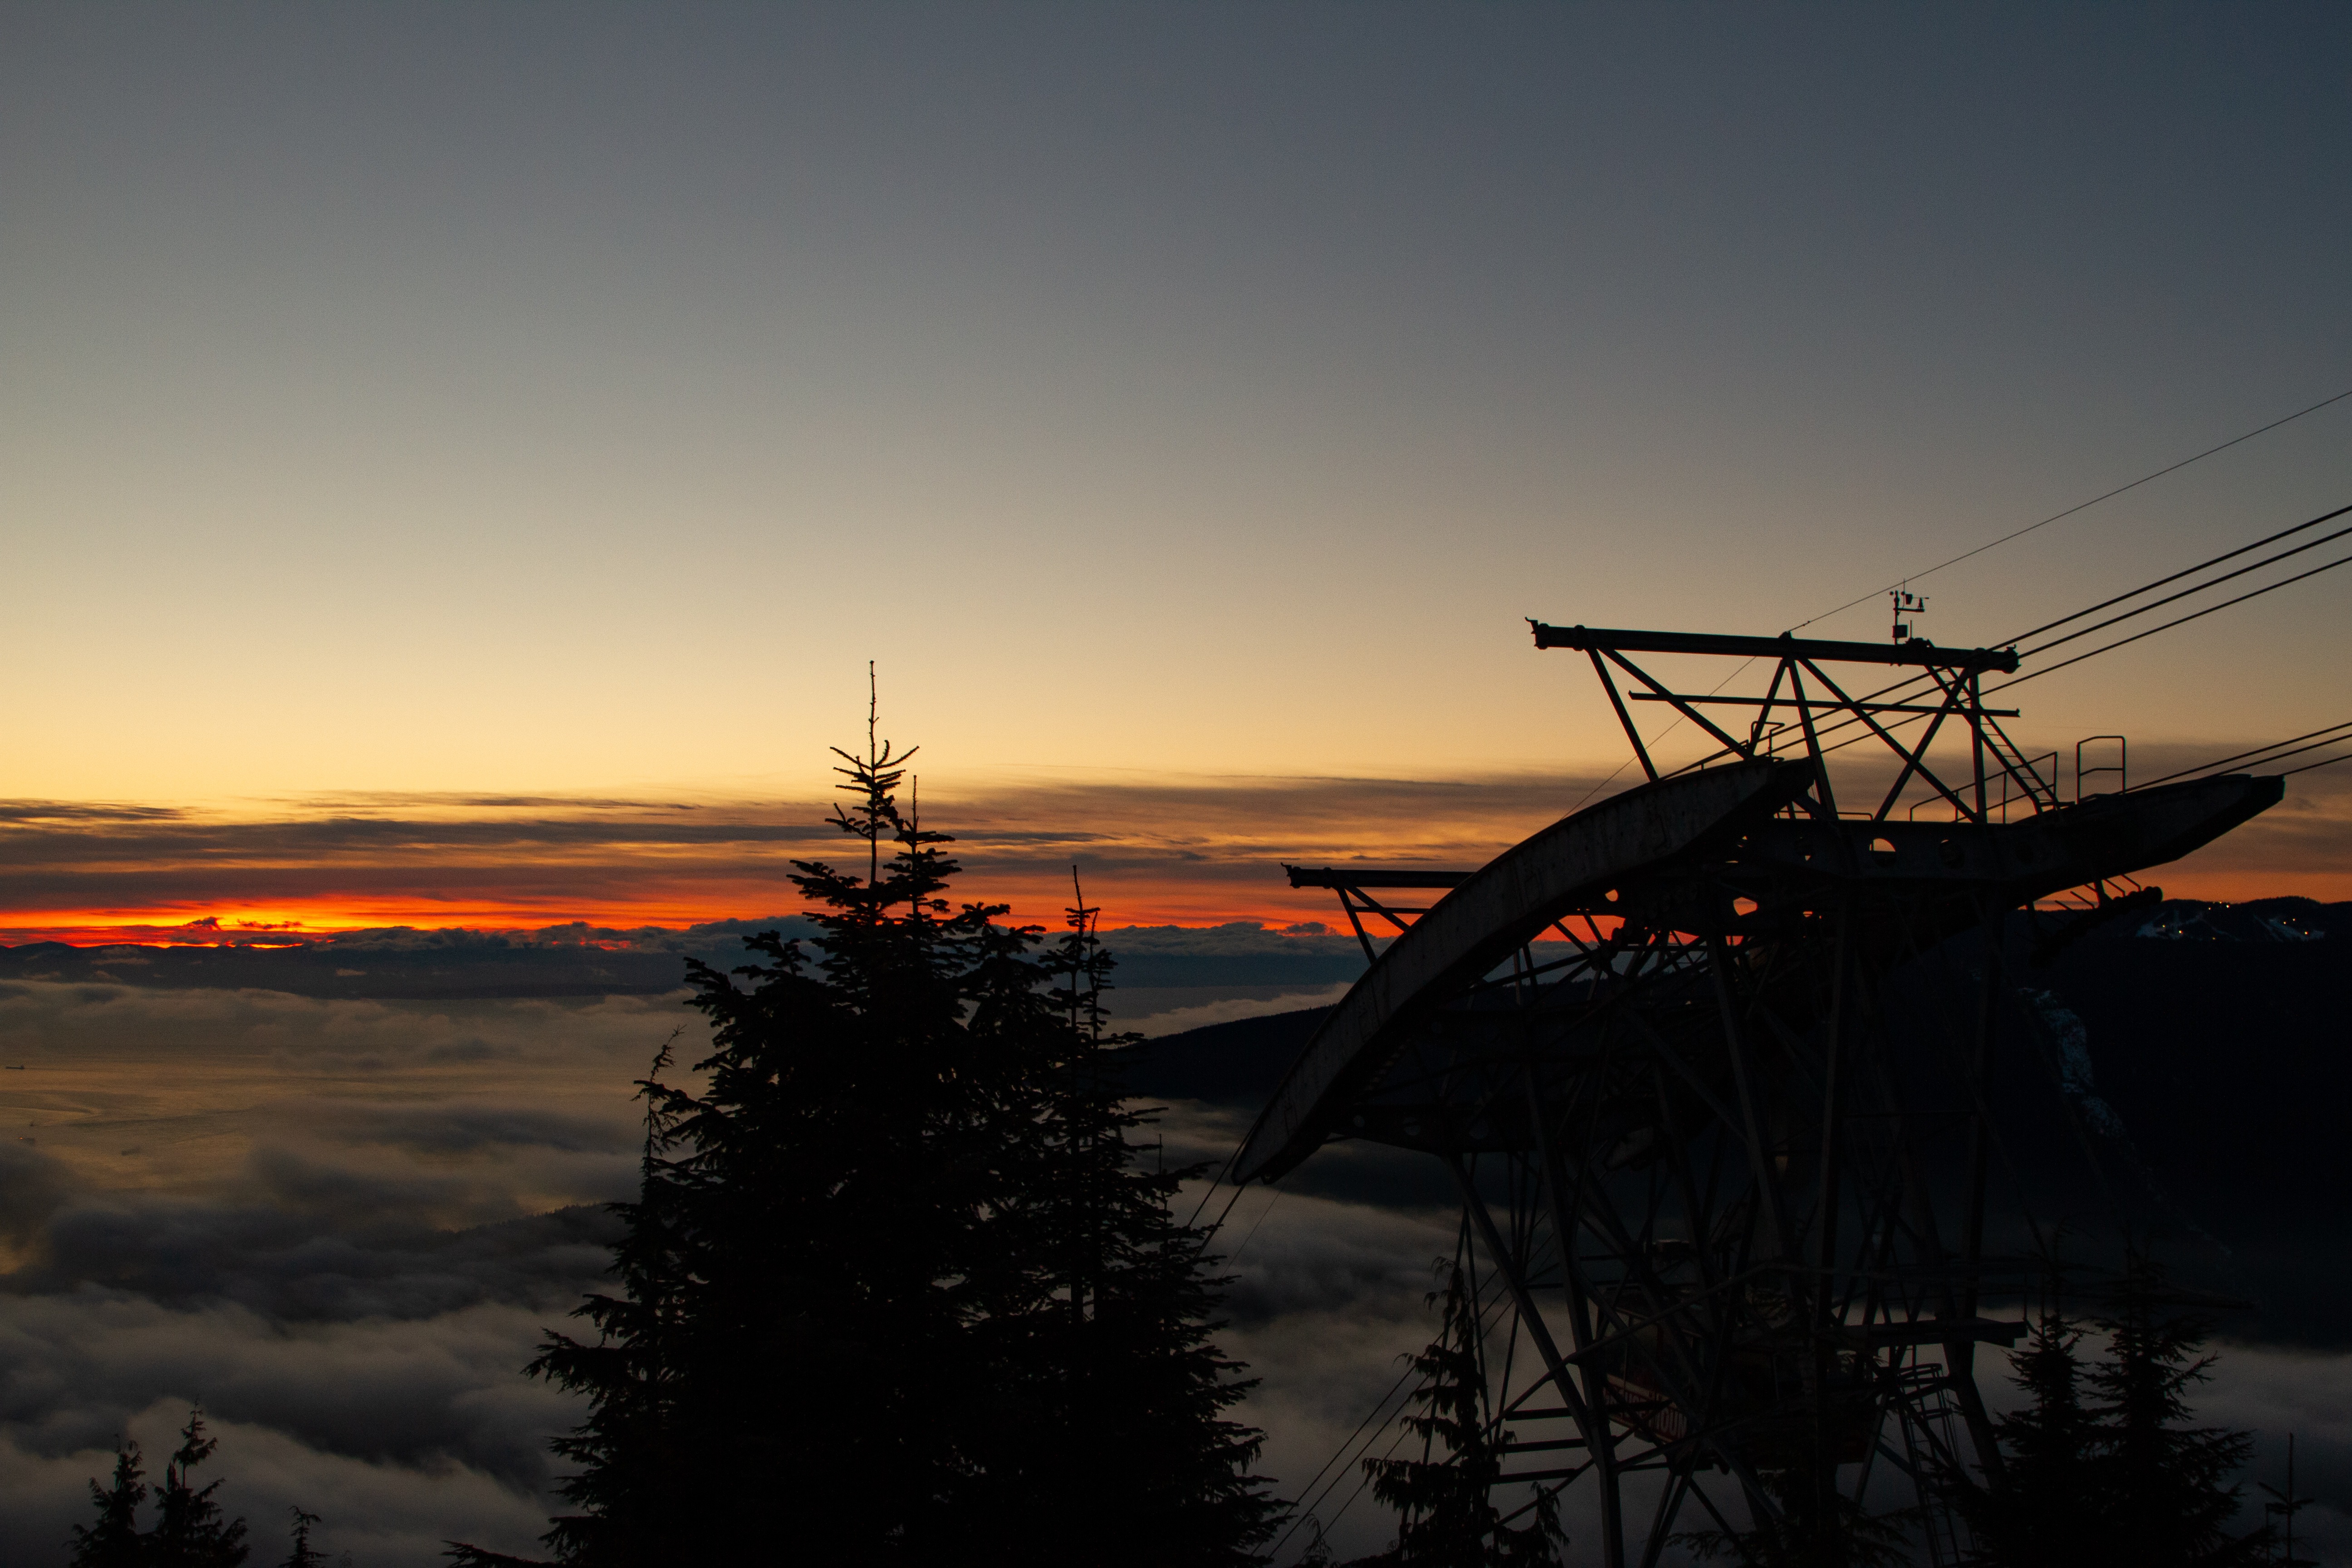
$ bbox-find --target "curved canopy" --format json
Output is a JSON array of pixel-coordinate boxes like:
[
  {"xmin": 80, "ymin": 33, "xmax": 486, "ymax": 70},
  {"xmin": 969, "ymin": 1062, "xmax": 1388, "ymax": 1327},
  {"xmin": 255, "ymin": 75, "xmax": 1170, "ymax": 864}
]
[{"xmin": 1232, "ymin": 760, "xmax": 1811, "ymax": 1183}]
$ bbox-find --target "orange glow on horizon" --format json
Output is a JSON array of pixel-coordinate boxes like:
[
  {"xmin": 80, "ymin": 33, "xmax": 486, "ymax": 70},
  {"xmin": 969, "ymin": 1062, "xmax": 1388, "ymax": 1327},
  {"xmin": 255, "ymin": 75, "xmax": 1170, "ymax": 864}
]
[{"xmin": 2, "ymin": 859, "xmax": 2340, "ymax": 951}]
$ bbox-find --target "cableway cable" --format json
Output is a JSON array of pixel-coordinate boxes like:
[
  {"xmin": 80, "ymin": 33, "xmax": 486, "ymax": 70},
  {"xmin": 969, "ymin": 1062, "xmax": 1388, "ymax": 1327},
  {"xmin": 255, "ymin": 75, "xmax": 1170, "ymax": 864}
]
[
  {"xmin": 1785, "ymin": 384, "xmax": 2352, "ymax": 635},
  {"xmin": 1655, "ymin": 499, "xmax": 2352, "ymax": 776},
  {"xmin": 1989, "ymin": 546, "xmax": 2352, "ymax": 693},
  {"xmin": 1264, "ymin": 1360, "xmax": 1422, "ymax": 1562},
  {"xmin": 2279, "ymin": 750, "xmax": 2352, "ymax": 777},
  {"xmin": 2010, "ymin": 514, "xmax": 2352, "ymax": 662},
  {"xmin": 1267, "ymin": 1285, "xmax": 1522, "ymax": 1565},
  {"xmin": 2134, "ymin": 720, "xmax": 2352, "ymax": 791},
  {"xmin": 2001, "ymin": 502, "xmax": 2352, "ymax": 648}
]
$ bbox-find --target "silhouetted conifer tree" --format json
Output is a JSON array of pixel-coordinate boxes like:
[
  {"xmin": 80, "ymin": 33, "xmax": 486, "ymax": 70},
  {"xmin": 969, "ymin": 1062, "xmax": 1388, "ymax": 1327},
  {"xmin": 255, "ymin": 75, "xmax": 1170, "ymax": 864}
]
[
  {"xmin": 149, "ymin": 1410, "xmax": 250, "ymax": 1568},
  {"xmin": 499, "ymin": 688, "xmax": 1280, "ymax": 1564},
  {"xmin": 279, "ymin": 1508, "xmax": 327, "ymax": 1568},
  {"xmin": 1946, "ymin": 1250, "xmax": 2268, "ymax": 1568},
  {"xmin": 515, "ymin": 1029, "xmax": 697, "ymax": 1566},
  {"xmin": 1944, "ymin": 1267, "xmax": 2103, "ymax": 1567},
  {"xmin": 69, "ymin": 1440, "xmax": 148, "ymax": 1568},
  {"xmin": 2084, "ymin": 1254, "xmax": 2266, "ymax": 1568},
  {"xmin": 956, "ymin": 877, "xmax": 1284, "ymax": 1566},
  {"xmin": 1362, "ymin": 1263, "xmax": 1563, "ymax": 1567}
]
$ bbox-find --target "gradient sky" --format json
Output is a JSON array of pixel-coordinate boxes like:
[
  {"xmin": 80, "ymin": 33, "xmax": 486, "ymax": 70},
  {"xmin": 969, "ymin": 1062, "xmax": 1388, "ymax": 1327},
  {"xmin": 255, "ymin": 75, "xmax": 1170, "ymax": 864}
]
[
  {"xmin": 5, "ymin": 3, "xmax": 2350, "ymax": 931},
  {"xmin": 2, "ymin": 16, "xmax": 2349, "ymax": 1562}
]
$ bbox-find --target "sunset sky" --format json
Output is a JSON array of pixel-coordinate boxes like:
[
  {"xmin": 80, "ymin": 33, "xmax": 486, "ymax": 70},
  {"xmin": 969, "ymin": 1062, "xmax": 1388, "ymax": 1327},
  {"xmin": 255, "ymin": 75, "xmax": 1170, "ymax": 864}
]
[
  {"xmin": 6, "ymin": 3, "xmax": 2350, "ymax": 936},
  {"xmin": 5, "ymin": 10, "xmax": 2352, "ymax": 1564}
]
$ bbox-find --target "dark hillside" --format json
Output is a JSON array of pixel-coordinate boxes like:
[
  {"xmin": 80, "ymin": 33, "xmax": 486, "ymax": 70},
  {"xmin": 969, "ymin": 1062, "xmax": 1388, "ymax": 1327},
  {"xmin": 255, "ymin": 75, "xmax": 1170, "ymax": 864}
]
[
  {"xmin": 1122, "ymin": 1007, "xmax": 1327, "ymax": 1107},
  {"xmin": 1128, "ymin": 900, "xmax": 2352, "ymax": 1340}
]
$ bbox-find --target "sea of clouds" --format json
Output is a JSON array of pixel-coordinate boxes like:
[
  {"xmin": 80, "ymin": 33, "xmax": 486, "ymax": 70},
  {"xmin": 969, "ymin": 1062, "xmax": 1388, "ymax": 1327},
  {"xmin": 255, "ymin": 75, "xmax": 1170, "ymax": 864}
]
[{"xmin": 0, "ymin": 971, "xmax": 2339, "ymax": 1566}]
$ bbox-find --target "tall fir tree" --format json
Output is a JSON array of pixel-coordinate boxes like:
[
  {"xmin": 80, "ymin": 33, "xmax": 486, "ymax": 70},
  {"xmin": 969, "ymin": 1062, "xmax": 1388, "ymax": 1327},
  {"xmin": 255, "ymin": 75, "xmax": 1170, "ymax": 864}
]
[
  {"xmin": 1944, "ymin": 1266, "xmax": 2104, "ymax": 1567},
  {"xmin": 1362, "ymin": 1261, "xmax": 1563, "ymax": 1568},
  {"xmin": 499, "ymin": 694, "xmax": 1281, "ymax": 1564},
  {"xmin": 150, "ymin": 1410, "xmax": 250, "ymax": 1568},
  {"xmin": 69, "ymin": 1440, "xmax": 147, "ymax": 1568},
  {"xmin": 955, "ymin": 877, "xmax": 1285, "ymax": 1566},
  {"xmin": 279, "ymin": 1508, "xmax": 327, "ymax": 1568},
  {"xmin": 1946, "ymin": 1250, "xmax": 2269, "ymax": 1568},
  {"xmin": 2083, "ymin": 1253, "xmax": 2267, "ymax": 1568},
  {"xmin": 512, "ymin": 1030, "xmax": 697, "ymax": 1565}
]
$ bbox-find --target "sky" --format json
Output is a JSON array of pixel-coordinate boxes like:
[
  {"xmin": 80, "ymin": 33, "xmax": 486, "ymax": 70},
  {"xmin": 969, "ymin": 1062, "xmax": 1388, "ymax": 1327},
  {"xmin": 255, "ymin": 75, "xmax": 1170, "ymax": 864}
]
[
  {"xmin": 2, "ymin": 11, "xmax": 2350, "ymax": 1563},
  {"xmin": 5, "ymin": 2, "xmax": 2352, "ymax": 936}
]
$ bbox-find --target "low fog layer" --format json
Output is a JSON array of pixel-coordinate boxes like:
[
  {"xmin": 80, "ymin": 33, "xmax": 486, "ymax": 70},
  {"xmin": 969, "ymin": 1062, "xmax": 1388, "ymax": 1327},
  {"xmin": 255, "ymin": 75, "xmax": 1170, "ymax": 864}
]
[
  {"xmin": 0, "ymin": 917, "xmax": 2344, "ymax": 1563},
  {"xmin": 0, "ymin": 976, "xmax": 1448, "ymax": 1564}
]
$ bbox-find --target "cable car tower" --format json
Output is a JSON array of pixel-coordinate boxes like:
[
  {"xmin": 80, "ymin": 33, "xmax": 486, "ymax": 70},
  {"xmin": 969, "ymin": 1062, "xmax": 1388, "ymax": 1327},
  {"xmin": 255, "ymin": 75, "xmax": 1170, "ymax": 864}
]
[{"xmin": 1241, "ymin": 621, "xmax": 2283, "ymax": 1565}]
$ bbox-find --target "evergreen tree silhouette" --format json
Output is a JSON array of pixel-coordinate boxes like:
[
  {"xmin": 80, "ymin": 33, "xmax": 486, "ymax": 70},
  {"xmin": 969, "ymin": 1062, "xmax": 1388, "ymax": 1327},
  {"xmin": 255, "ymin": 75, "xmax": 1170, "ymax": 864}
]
[
  {"xmin": 532, "ymin": 706, "xmax": 993, "ymax": 1561},
  {"xmin": 1362, "ymin": 1262, "xmax": 1563, "ymax": 1567},
  {"xmin": 496, "ymin": 688, "xmax": 1280, "ymax": 1563},
  {"xmin": 1945, "ymin": 1267, "xmax": 2105, "ymax": 1566},
  {"xmin": 956, "ymin": 875, "xmax": 1284, "ymax": 1566},
  {"xmin": 69, "ymin": 1439, "xmax": 147, "ymax": 1568},
  {"xmin": 517, "ymin": 1030, "xmax": 697, "ymax": 1566},
  {"xmin": 279, "ymin": 1509, "xmax": 327, "ymax": 1568},
  {"xmin": 150, "ymin": 1410, "xmax": 250, "ymax": 1568},
  {"xmin": 2084, "ymin": 1252, "xmax": 2266, "ymax": 1568},
  {"xmin": 1945, "ymin": 1249, "xmax": 2269, "ymax": 1568}
]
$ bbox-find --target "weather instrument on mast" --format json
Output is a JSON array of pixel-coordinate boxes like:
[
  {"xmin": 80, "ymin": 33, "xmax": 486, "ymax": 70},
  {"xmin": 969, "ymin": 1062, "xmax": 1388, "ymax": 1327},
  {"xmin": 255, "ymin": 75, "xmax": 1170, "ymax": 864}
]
[{"xmin": 1891, "ymin": 586, "xmax": 1927, "ymax": 643}]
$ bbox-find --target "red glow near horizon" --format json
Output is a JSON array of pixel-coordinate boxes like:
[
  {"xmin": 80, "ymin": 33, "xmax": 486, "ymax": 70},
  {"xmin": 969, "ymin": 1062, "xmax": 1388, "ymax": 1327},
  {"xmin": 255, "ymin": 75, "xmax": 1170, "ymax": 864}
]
[
  {"xmin": 0, "ymin": 861, "xmax": 2333, "ymax": 950},
  {"xmin": 0, "ymin": 882, "xmax": 1360, "ymax": 948}
]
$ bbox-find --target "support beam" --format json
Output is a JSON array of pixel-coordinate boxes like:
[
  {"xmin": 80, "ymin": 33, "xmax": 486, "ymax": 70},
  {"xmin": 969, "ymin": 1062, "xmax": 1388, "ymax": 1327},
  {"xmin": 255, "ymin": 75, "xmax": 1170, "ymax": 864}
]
[{"xmin": 1530, "ymin": 622, "xmax": 2020, "ymax": 673}]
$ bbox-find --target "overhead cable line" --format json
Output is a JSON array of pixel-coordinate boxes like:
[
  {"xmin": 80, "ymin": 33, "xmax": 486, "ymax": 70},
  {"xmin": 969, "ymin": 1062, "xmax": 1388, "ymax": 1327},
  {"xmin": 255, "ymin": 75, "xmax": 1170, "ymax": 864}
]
[
  {"xmin": 1264, "ymin": 1363, "xmax": 1421, "ymax": 1562},
  {"xmin": 1989, "ymin": 546, "xmax": 2352, "ymax": 692},
  {"xmin": 2279, "ymin": 750, "xmax": 2352, "ymax": 777},
  {"xmin": 1569, "ymin": 405, "xmax": 2352, "ymax": 791},
  {"xmin": 1793, "ymin": 533, "xmax": 2352, "ymax": 764},
  {"xmin": 2002, "ymin": 502, "xmax": 2352, "ymax": 648},
  {"xmin": 2226, "ymin": 731, "xmax": 2352, "ymax": 775},
  {"xmin": 2012, "ymin": 514, "xmax": 2352, "ymax": 662},
  {"xmin": 1265, "ymin": 1269, "xmax": 1522, "ymax": 1563},
  {"xmin": 2134, "ymin": 720, "xmax": 2352, "ymax": 790},
  {"xmin": 1785, "ymin": 384, "xmax": 2352, "ymax": 635},
  {"xmin": 1661, "ymin": 499, "xmax": 2352, "ymax": 775}
]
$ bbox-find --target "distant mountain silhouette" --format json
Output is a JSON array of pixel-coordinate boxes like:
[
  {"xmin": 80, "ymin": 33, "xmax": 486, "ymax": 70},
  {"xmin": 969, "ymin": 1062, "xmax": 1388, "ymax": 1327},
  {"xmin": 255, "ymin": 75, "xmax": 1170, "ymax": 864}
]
[
  {"xmin": 0, "ymin": 926, "xmax": 780, "ymax": 1000},
  {"xmin": 1123, "ymin": 1008, "xmax": 1329, "ymax": 1107}
]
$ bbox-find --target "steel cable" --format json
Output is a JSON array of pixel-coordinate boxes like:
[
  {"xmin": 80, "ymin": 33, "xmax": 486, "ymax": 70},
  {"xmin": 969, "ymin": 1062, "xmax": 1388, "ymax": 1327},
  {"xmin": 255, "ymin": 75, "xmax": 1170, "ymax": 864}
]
[
  {"xmin": 2280, "ymin": 750, "xmax": 2352, "ymax": 777},
  {"xmin": 2134, "ymin": 720, "xmax": 2352, "ymax": 790},
  {"xmin": 1785, "ymin": 385, "xmax": 2352, "ymax": 634},
  {"xmin": 1989, "ymin": 548, "xmax": 2352, "ymax": 693},
  {"xmin": 1664, "ymin": 503, "xmax": 2352, "ymax": 774}
]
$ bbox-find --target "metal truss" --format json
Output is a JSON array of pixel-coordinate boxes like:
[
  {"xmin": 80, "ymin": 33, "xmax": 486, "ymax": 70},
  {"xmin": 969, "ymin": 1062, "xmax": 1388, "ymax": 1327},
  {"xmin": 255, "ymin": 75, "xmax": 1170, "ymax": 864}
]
[{"xmin": 1245, "ymin": 625, "xmax": 2286, "ymax": 1566}]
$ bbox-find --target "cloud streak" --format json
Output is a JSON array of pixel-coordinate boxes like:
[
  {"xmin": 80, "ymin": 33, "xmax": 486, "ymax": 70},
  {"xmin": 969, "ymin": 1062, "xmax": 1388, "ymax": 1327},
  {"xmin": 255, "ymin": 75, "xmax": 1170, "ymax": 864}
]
[{"xmin": 7, "ymin": 760, "xmax": 2339, "ymax": 943}]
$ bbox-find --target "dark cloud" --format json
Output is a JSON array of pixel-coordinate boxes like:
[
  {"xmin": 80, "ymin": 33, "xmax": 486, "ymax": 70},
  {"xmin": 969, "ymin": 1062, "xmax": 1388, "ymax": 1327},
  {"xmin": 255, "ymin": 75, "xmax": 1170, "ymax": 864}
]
[
  {"xmin": 6, "ymin": 764, "xmax": 2342, "ymax": 937},
  {"xmin": 20, "ymin": 1195, "xmax": 621, "ymax": 1329},
  {"xmin": 0, "ymin": 1142, "xmax": 73, "ymax": 1249},
  {"xmin": 0, "ymin": 773, "xmax": 1612, "ymax": 920},
  {"xmin": 0, "ymin": 804, "xmax": 191, "ymax": 826}
]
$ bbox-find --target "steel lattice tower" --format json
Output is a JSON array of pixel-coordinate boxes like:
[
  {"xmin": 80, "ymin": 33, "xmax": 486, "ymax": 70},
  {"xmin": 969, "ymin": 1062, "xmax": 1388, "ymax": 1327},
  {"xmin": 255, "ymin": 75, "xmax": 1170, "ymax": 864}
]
[{"xmin": 1238, "ymin": 623, "xmax": 2281, "ymax": 1566}]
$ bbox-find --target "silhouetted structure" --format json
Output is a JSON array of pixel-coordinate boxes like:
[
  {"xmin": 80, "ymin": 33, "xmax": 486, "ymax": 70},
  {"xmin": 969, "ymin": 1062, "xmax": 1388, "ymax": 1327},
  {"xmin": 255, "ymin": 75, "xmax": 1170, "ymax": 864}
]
[{"xmin": 1242, "ymin": 622, "xmax": 2286, "ymax": 1566}]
